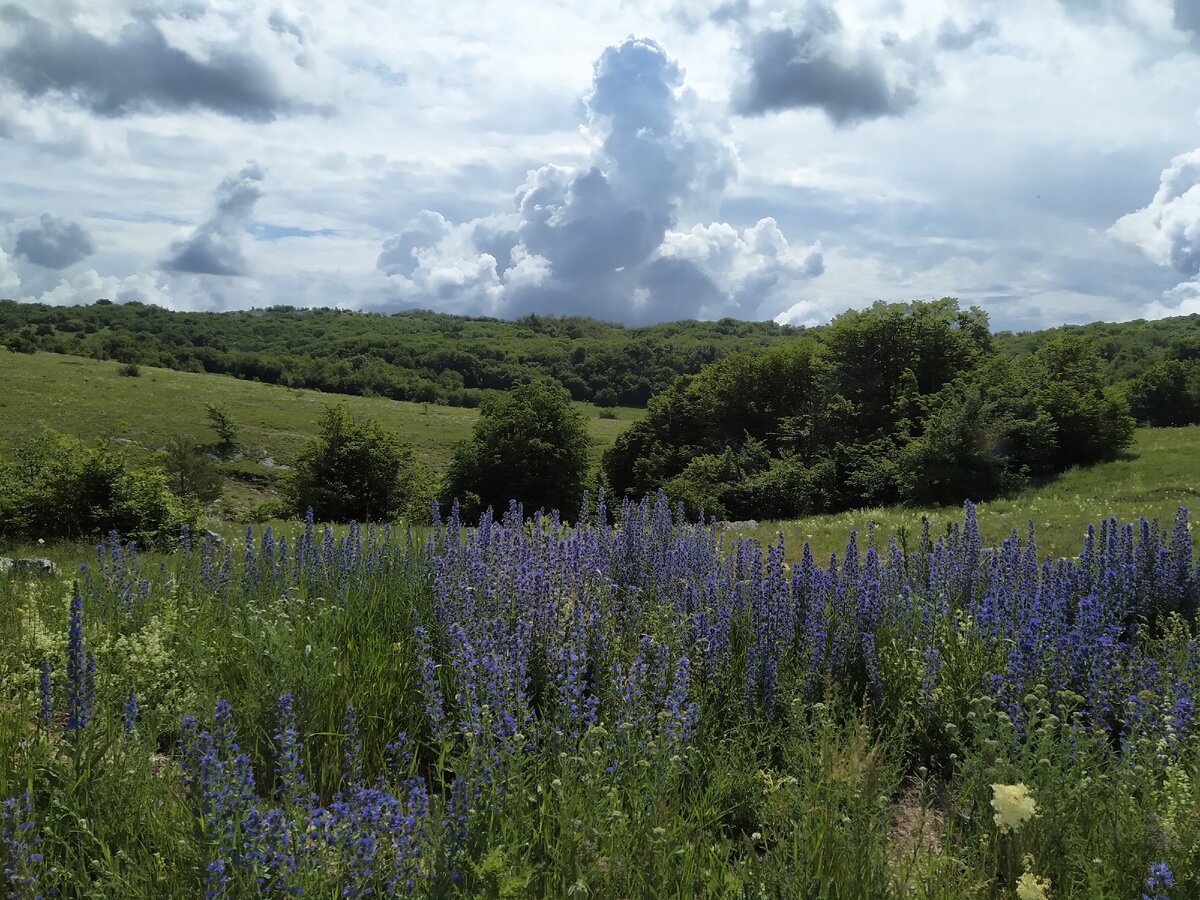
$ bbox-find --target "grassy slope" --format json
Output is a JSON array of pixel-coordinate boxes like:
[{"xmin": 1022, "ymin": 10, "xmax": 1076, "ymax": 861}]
[
  {"xmin": 737, "ymin": 425, "xmax": 1200, "ymax": 560},
  {"xmin": 5, "ymin": 350, "xmax": 1198, "ymax": 563},
  {"xmin": 0, "ymin": 350, "xmax": 641, "ymax": 470}
]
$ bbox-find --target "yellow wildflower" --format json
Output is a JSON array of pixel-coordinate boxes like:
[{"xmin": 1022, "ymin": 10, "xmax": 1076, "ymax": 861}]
[{"xmin": 991, "ymin": 783, "xmax": 1038, "ymax": 834}]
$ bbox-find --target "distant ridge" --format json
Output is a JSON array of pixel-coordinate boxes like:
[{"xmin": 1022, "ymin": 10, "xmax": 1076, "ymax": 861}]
[{"xmin": 3, "ymin": 298, "xmax": 1199, "ymax": 409}]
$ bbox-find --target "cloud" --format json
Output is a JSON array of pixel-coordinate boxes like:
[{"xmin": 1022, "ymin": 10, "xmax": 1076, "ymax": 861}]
[
  {"xmin": 13, "ymin": 213, "xmax": 95, "ymax": 268},
  {"xmin": 162, "ymin": 164, "xmax": 265, "ymax": 276},
  {"xmin": 378, "ymin": 210, "xmax": 452, "ymax": 278},
  {"xmin": 649, "ymin": 219, "xmax": 824, "ymax": 320},
  {"xmin": 376, "ymin": 36, "xmax": 820, "ymax": 324},
  {"xmin": 730, "ymin": 3, "xmax": 919, "ymax": 125},
  {"xmin": 1144, "ymin": 278, "xmax": 1200, "ymax": 318},
  {"xmin": 1112, "ymin": 147, "xmax": 1200, "ymax": 319},
  {"xmin": 672, "ymin": 0, "xmax": 751, "ymax": 30},
  {"xmin": 1176, "ymin": 0, "xmax": 1200, "ymax": 36},
  {"xmin": 0, "ymin": 6, "xmax": 310, "ymax": 121},
  {"xmin": 935, "ymin": 18, "xmax": 999, "ymax": 52},
  {"xmin": 1110, "ymin": 148, "xmax": 1200, "ymax": 277},
  {"xmin": 0, "ymin": 245, "xmax": 20, "ymax": 294}
]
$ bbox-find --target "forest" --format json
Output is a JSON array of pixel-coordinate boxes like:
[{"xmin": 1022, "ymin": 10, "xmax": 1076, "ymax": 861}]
[
  {"xmin": 604, "ymin": 299, "xmax": 1135, "ymax": 519},
  {"xmin": 0, "ymin": 300, "xmax": 794, "ymax": 408},
  {"xmin": 4, "ymin": 297, "xmax": 1200, "ymax": 422}
]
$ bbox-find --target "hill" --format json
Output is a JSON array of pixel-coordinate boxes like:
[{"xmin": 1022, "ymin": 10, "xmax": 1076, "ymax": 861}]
[
  {"xmin": 0, "ymin": 350, "xmax": 642, "ymax": 516},
  {"xmin": 994, "ymin": 313, "xmax": 1200, "ymax": 384},
  {"xmin": 3, "ymin": 349, "xmax": 1196, "ymax": 560},
  {"xmin": 6, "ymin": 298, "xmax": 1200, "ymax": 422},
  {"xmin": 0, "ymin": 299, "xmax": 796, "ymax": 408}
]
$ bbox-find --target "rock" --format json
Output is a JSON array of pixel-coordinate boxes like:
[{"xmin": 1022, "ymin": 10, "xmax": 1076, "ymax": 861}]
[
  {"xmin": 0, "ymin": 557, "xmax": 12, "ymax": 575},
  {"xmin": 10, "ymin": 558, "xmax": 61, "ymax": 577},
  {"xmin": 202, "ymin": 529, "xmax": 227, "ymax": 546},
  {"xmin": 259, "ymin": 457, "xmax": 291, "ymax": 470}
]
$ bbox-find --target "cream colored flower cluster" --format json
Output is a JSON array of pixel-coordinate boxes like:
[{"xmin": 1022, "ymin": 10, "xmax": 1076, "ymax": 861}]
[{"xmin": 991, "ymin": 782, "xmax": 1038, "ymax": 834}]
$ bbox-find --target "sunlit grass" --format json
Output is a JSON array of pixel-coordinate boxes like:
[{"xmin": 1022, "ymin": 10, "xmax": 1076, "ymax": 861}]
[{"xmin": 0, "ymin": 351, "xmax": 643, "ymax": 517}]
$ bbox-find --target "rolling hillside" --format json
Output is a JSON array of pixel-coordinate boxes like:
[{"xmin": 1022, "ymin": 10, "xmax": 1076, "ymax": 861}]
[{"xmin": 0, "ymin": 350, "xmax": 642, "ymax": 516}]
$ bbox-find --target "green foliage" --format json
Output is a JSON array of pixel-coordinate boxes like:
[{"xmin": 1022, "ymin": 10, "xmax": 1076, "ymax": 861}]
[
  {"xmin": 0, "ymin": 299, "xmax": 803, "ymax": 408},
  {"xmin": 442, "ymin": 381, "xmax": 591, "ymax": 519},
  {"xmin": 664, "ymin": 450, "xmax": 741, "ymax": 520},
  {"xmin": 1127, "ymin": 357, "xmax": 1200, "ymax": 426},
  {"xmin": 821, "ymin": 298, "xmax": 991, "ymax": 446},
  {"xmin": 204, "ymin": 402, "xmax": 239, "ymax": 452},
  {"xmin": 116, "ymin": 361, "xmax": 140, "ymax": 377},
  {"xmin": 2, "ymin": 327, "xmax": 38, "ymax": 353},
  {"xmin": 286, "ymin": 405, "xmax": 426, "ymax": 522},
  {"xmin": 605, "ymin": 340, "xmax": 826, "ymax": 504},
  {"xmin": 0, "ymin": 428, "xmax": 190, "ymax": 545},
  {"xmin": 606, "ymin": 300, "xmax": 1136, "ymax": 520},
  {"xmin": 160, "ymin": 435, "xmax": 224, "ymax": 503},
  {"xmin": 1030, "ymin": 334, "xmax": 1135, "ymax": 469}
]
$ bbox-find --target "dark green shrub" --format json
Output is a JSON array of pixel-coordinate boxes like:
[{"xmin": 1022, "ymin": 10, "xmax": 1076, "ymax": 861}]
[
  {"xmin": 286, "ymin": 405, "xmax": 426, "ymax": 522},
  {"xmin": 442, "ymin": 380, "xmax": 591, "ymax": 519},
  {"xmin": 161, "ymin": 435, "xmax": 224, "ymax": 503},
  {"xmin": 205, "ymin": 403, "xmax": 240, "ymax": 454}
]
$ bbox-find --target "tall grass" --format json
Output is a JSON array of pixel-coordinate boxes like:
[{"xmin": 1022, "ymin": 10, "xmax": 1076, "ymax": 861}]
[{"xmin": 2, "ymin": 498, "xmax": 1198, "ymax": 898}]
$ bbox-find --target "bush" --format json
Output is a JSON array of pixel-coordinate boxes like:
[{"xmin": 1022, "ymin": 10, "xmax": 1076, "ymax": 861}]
[
  {"xmin": 118, "ymin": 362, "xmax": 141, "ymax": 377},
  {"xmin": 1127, "ymin": 358, "xmax": 1200, "ymax": 426},
  {"xmin": 285, "ymin": 405, "xmax": 426, "ymax": 522},
  {"xmin": 161, "ymin": 435, "xmax": 224, "ymax": 503},
  {"xmin": 246, "ymin": 498, "xmax": 291, "ymax": 524},
  {"xmin": 0, "ymin": 428, "xmax": 191, "ymax": 546},
  {"xmin": 442, "ymin": 381, "xmax": 591, "ymax": 520}
]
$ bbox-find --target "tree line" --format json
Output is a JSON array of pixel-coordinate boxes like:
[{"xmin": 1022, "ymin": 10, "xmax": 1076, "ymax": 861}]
[
  {"xmin": 604, "ymin": 299, "xmax": 1135, "ymax": 519},
  {"xmin": 0, "ymin": 300, "xmax": 793, "ymax": 408},
  {"xmin": 3, "ymin": 298, "xmax": 1199, "ymax": 426}
]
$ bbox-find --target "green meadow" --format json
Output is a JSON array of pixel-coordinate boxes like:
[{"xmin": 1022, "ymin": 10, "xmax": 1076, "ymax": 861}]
[
  {"xmin": 4, "ymin": 349, "xmax": 1200, "ymax": 562},
  {"xmin": 0, "ymin": 350, "xmax": 641, "ymax": 500}
]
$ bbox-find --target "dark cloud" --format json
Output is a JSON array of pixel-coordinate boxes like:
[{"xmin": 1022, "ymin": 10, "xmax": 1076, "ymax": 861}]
[
  {"xmin": 376, "ymin": 37, "xmax": 821, "ymax": 324},
  {"xmin": 470, "ymin": 217, "xmax": 520, "ymax": 277},
  {"xmin": 732, "ymin": 3, "xmax": 918, "ymax": 125},
  {"xmin": 1176, "ymin": 0, "xmax": 1200, "ymax": 35},
  {"xmin": 268, "ymin": 9, "xmax": 305, "ymax": 43},
  {"xmin": 0, "ymin": 6, "xmax": 308, "ymax": 120},
  {"xmin": 936, "ymin": 18, "xmax": 998, "ymax": 51},
  {"xmin": 163, "ymin": 164, "xmax": 265, "ymax": 276},
  {"xmin": 378, "ymin": 210, "xmax": 450, "ymax": 278},
  {"xmin": 710, "ymin": 0, "xmax": 750, "ymax": 25},
  {"xmin": 671, "ymin": 0, "xmax": 750, "ymax": 31},
  {"xmin": 13, "ymin": 213, "xmax": 95, "ymax": 268},
  {"xmin": 1055, "ymin": 0, "xmax": 1147, "ymax": 27},
  {"xmin": 638, "ymin": 255, "xmax": 728, "ymax": 321}
]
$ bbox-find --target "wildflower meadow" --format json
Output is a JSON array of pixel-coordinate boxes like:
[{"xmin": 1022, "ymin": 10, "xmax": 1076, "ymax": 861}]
[{"xmin": 2, "ymin": 494, "xmax": 1199, "ymax": 898}]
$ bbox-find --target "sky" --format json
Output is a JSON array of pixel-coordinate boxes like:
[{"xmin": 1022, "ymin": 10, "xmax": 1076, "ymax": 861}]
[{"xmin": 0, "ymin": 0, "xmax": 1199, "ymax": 331}]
